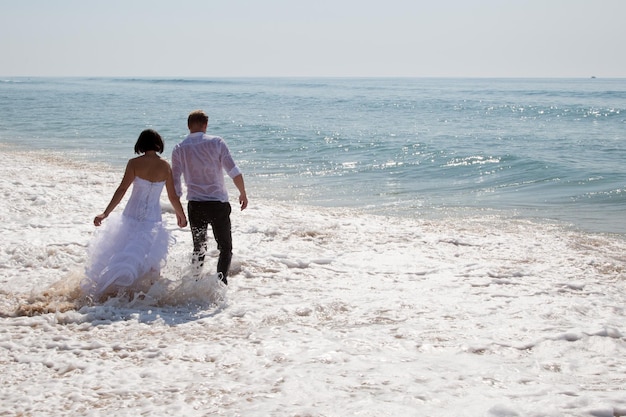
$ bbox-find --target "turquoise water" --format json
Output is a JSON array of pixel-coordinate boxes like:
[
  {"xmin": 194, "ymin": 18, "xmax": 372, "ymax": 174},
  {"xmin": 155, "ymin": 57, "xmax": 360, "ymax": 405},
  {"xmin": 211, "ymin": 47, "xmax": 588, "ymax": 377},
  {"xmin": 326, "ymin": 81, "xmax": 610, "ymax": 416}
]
[{"xmin": 1, "ymin": 77, "xmax": 625, "ymax": 233}]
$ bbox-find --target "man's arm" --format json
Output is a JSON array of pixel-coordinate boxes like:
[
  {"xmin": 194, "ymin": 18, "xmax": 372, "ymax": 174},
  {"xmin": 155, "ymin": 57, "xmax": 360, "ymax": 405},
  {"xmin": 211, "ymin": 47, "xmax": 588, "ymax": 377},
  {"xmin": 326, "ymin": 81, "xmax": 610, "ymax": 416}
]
[
  {"xmin": 233, "ymin": 174, "xmax": 248, "ymax": 211},
  {"xmin": 171, "ymin": 147, "xmax": 183, "ymax": 197}
]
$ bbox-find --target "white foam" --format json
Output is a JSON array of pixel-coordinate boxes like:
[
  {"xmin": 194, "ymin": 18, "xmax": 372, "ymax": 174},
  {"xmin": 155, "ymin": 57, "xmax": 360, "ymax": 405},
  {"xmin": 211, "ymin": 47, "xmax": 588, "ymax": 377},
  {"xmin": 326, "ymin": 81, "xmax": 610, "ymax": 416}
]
[{"xmin": 1, "ymin": 149, "xmax": 626, "ymax": 416}]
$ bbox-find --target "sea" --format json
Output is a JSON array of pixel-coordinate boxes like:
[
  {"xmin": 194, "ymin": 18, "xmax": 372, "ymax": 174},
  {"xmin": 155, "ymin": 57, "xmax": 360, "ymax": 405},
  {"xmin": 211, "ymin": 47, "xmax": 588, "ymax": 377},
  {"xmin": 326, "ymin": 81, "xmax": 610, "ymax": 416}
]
[{"xmin": 1, "ymin": 76, "xmax": 625, "ymax": 234}]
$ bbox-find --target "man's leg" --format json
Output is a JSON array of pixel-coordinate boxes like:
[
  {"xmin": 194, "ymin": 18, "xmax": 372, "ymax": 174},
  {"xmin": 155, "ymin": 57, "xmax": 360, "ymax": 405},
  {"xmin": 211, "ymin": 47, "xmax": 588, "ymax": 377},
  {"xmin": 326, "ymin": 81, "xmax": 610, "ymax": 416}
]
[
  {"xmin": 210, "ymin": 202, "xmax": 232, "ymax": 284},
  {"xmin": 188, "ymin": 201, "xmax": 210, "ymax": 266}
]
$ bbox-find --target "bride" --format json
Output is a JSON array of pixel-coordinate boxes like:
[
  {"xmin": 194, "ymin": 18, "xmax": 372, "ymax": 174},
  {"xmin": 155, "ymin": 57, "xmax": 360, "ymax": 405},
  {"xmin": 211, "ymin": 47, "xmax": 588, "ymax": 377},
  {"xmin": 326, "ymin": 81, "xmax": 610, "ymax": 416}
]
[{"xmin": 81, "ymin": 129, "xmax": 187, "ymax": 301}]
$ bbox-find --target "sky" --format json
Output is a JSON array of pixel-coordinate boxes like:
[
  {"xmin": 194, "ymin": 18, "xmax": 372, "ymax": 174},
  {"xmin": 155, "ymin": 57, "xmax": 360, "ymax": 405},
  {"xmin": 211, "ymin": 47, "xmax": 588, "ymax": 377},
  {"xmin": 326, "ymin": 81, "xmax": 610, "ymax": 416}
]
[{"xmin": 1, "ymin": 0, "xmax": 625, "ymax": 78}]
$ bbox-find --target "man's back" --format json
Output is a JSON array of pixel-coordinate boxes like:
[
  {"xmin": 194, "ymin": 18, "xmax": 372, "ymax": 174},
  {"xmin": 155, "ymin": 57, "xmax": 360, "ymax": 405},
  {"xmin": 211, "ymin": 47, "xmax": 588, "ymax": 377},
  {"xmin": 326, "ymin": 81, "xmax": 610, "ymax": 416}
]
[{"xmin": 171, "ymin": 132, "xmax": 241, "ymax": 202}]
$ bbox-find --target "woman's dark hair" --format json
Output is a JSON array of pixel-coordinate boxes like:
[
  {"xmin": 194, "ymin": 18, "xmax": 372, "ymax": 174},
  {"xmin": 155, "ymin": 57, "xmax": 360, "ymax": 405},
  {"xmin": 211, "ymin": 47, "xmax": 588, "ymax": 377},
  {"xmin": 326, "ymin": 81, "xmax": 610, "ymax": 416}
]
[{"xmin": 134, "ymin": 129, "xmax": 164, "ymax": 154}]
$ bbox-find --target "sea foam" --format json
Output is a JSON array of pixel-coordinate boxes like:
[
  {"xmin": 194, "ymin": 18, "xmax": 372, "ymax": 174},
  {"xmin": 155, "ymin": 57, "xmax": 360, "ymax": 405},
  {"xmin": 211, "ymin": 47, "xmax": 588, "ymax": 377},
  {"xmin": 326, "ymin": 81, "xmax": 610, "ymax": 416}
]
[{"xmin": 1, "ymin": 149, "xmax": 625, "ymax": 417}]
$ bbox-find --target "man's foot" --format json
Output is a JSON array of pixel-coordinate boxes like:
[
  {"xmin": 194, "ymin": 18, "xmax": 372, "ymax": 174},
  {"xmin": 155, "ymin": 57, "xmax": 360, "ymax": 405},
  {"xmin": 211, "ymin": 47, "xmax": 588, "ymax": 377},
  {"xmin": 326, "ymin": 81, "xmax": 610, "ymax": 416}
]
[{"xmin": 218, "ymin": 272, "xmax": 228, "ymax": 285}]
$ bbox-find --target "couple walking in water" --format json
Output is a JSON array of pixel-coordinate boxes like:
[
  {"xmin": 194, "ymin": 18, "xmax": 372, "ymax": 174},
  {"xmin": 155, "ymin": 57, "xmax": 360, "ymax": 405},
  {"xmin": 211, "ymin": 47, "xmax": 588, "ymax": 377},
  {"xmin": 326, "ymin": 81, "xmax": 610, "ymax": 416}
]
[{"xmin": 81, "ymin": 110, "xmax": 248, "ymax": 301}]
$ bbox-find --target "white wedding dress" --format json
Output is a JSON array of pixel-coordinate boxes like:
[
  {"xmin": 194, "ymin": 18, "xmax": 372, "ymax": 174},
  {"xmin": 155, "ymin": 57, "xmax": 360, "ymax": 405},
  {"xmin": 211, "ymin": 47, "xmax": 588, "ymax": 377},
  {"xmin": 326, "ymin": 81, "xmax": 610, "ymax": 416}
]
[{"xmin": 82, "ymin": 177, "xmax": 172, "ymax": 300}]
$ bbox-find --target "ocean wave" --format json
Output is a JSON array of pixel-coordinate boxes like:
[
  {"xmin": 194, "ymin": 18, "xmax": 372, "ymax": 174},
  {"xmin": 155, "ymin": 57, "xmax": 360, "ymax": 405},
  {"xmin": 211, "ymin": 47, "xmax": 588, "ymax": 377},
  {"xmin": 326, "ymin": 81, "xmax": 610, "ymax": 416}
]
[{"xmin": 101, "ymin": 77, "xmax": 241, "ymax": 86}]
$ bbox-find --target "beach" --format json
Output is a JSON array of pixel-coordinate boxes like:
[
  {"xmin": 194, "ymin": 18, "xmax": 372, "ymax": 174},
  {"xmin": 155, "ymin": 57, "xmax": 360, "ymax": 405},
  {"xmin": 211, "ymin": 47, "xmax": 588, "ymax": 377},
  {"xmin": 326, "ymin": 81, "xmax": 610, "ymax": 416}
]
[{"xmin": 1, "ymin": 148, "xmax": 625, "ymax": 416}]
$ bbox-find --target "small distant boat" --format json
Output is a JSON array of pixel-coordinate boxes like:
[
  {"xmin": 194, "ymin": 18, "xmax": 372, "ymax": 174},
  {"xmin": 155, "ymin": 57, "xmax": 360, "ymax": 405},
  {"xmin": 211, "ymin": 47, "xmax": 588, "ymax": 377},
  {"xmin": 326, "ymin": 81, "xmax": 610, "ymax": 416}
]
[{"xmin": 591, "ymin": 76, "xmax": 597, "ymax": 79}]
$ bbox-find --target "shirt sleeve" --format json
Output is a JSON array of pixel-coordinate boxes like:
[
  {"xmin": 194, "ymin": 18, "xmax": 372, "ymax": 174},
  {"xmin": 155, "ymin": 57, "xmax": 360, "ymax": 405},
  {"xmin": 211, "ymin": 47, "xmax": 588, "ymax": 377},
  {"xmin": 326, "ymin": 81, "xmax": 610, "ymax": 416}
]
[
  {"xmin": 227, "ymin": 165, "xmax": 242, "ymax": 178},
  {"xmin": 220, "ymin": 141, "xmax": 243, "ymax": 178},
  {"xmin": 171, "ymin": 146, "xmax": 183, "ymax": 197}
]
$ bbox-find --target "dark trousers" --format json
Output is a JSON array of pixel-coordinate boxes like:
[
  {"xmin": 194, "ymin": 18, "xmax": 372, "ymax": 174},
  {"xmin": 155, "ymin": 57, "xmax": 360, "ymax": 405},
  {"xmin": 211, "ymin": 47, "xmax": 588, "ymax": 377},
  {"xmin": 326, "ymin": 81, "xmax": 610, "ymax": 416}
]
[{"xmin": 188, "ymin": 201, "xmax": 232, "ymax": 281}]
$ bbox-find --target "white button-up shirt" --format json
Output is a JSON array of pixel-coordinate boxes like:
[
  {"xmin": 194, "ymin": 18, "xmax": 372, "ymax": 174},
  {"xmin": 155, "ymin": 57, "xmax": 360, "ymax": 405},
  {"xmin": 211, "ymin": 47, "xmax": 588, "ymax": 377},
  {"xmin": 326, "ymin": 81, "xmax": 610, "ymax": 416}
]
[{"xmin": 171, "ymin": 132, "xmax": 242, "ymax": 202}]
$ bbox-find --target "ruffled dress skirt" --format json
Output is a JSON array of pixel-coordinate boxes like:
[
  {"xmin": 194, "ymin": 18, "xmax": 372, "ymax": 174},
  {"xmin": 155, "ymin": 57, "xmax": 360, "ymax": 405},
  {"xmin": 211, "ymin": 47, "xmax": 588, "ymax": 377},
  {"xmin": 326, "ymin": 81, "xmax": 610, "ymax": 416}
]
[{"xmin": 81, "ymin": 178, "xmax": 172, "ymax": 300}]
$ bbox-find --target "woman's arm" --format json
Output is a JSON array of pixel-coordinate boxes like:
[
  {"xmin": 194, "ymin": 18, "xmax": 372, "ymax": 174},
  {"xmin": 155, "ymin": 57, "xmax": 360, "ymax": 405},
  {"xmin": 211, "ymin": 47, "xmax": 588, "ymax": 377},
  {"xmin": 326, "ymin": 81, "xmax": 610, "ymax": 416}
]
[
  {"xmin": 165, "ymin": 164, "xmax": 188, "ymax": 228},
  {"xmin": 94, "ymin": 161, "xmax": 135, "ymax": 226}
]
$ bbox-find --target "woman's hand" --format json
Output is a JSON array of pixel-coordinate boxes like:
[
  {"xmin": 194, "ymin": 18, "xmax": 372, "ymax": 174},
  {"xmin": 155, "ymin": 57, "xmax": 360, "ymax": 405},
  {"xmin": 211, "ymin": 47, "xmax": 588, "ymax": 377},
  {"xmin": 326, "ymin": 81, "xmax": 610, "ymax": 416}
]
[
  {"xmin": 177, "ymin": 213, "xmax": 188, "ymax": 228},
  {"xmin": 94, "ymin": 213, "xmax": 108, "ymax": 226}
]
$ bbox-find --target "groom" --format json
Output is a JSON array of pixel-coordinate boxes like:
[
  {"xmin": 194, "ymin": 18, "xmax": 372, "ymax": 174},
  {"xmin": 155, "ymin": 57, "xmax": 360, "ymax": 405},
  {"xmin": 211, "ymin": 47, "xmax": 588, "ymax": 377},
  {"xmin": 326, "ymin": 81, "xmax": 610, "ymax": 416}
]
[{"xmin": 171, "ymin": 110, "xmax": 248, "ymax": 285}]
